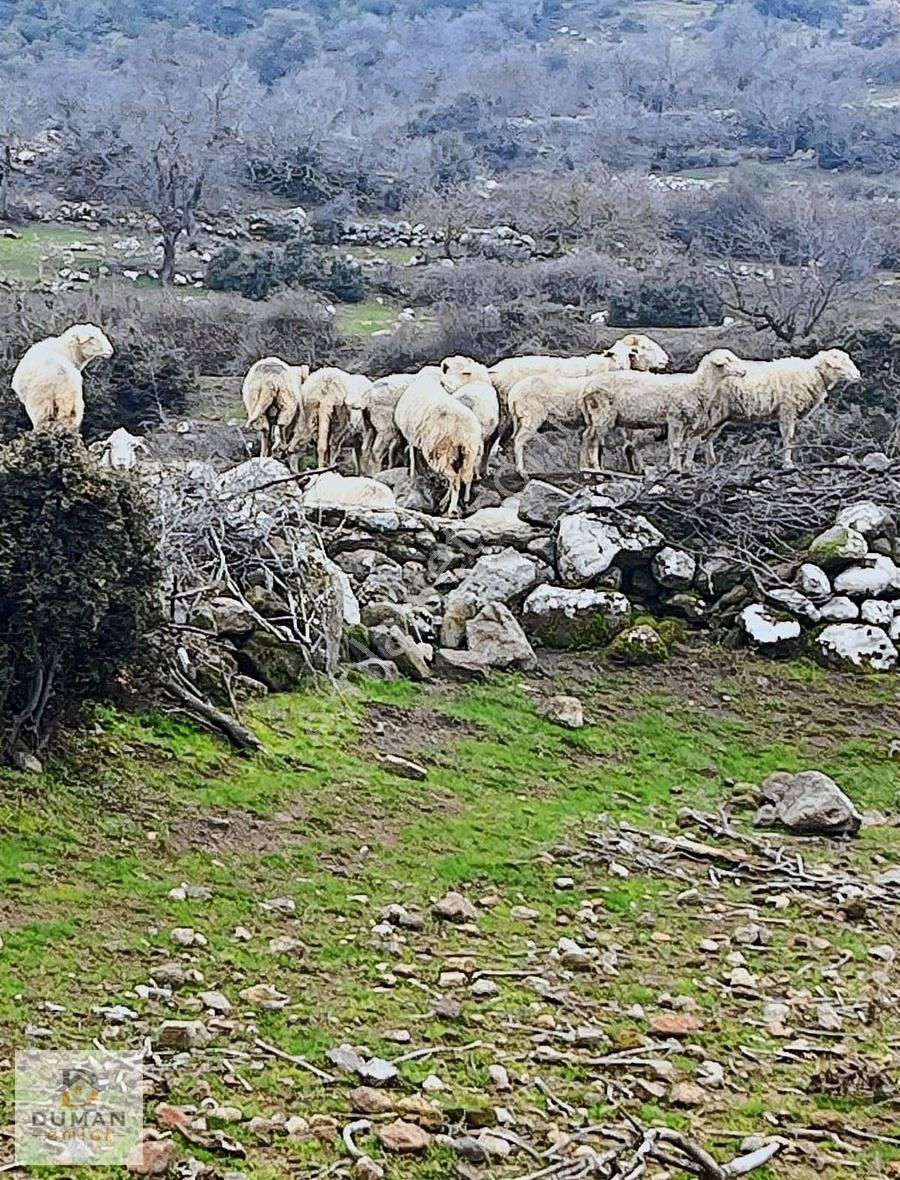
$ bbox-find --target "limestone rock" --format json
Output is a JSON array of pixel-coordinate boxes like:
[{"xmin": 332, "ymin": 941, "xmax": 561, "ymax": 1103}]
[
  {"xmin": 809, "ymin": 525, "xmax": 867, "ymax": 567},
  {"xmin": 441, "ymin": 548, "xmax": 550, "ymax": 647},
  {"xmin": 756, "ymin": 770, "xmax": 861, "ymax": 836},
  {"xmin": 738, "ymin": 604, "xmax": 801, "ymax": 649},
  {"xmin": 376, "ymin": 1120, "xmax": 432, "ymax": 1154},
  {"xmin": 819, "ymin": 596, "xmax": 859, "ymax": 622},
  {"xmin": 651, "ymin": 546, "xmax": 697, "ymax": 590},
  {"xmin": 797, "ymin": 564, "xmax": 831, "ymax": 601},
  {"xmin": 815, "ymin": 623, "xmax": 898, "ymax": 671},
  {"xmin": 833, "ymin": 555, "xmax": 900, "ymax": 598},
  {"xmin": 608, "ymin": 623, "xmax": 668, "ymax": 665},
  {"xmin": 835, "ymin": 501, "xmax": 892, "ymax": 537},
  {"xmin": 539, "ymin": 694, "xmax": 584, "ymax": 729},
  {"xmin": 518, "ymin": 479, "xmax": 574, "ymax": 526},
  {"xmin": 556, "ymin": 512, "xmax": 663, "ymax": 587},
  {"xmin": 465, "ymin": 602, "xmax": 537, "ymax": 670},
  {"xmin": 521, "ymin": 585, "xmax": 630, "ymax": 649}
]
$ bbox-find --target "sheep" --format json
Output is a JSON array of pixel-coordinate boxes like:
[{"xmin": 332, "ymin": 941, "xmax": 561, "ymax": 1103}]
[
  {"xmin": 12, "ymin": 323, "xmax": 114, "ymax": 432},
  {"xmin": 439, "ymin": 354, "xmax": 493, "ymax": 394},
  {"xmin": 301, "ymin": 470, "xmax": 397, "ymax": 511},
  {"xmin": 348, "ymin": 373, "xmax": 416, "ymax": 475},
  {"xmin": 292, "ymin": 367, "xmax": 370, "ymax": 468},
  {"xmin": 504, "ymin": 339, "xmax": 659, "ymax": 476},
  {"xmin": 696, "ymin": 349, "xmax": 862, "ymax": 468},
  {"xmin": 489, "ymin": 334, "xmax": 669, "ymax": 412},
  {"xmin": 452, "ymin": 379, "xmax": 500, "ymax": 478},
  {"xmin": 241, "ymin": 357, "xmax": 306, "ymax": 459},
  {"xmin": 394, "ymin": 367, "xmax": 482, "ymax": 515},
  {"xmin": 90, "ymin": 427, "xmax": 147, "ymax": 470},
  {"xmin": 580, "ymin": 348, "xmax": 747, "ymax": 473}
]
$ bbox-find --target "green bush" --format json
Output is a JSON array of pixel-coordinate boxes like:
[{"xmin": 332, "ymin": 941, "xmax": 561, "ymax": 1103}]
[
  {"xmin": 206, "ymin": 244, "xmax": 282, "ymax": 300},
  {"xmin": 0, "ymin": 431, "xmax": 160, "ymax": 760},
  {"xmin": 609, "ymin": 278, "xmax": 723, "ymax": 329},
  {"xmin": 207, "ymin": 240, "xmax": 367, "ymax": 304}
]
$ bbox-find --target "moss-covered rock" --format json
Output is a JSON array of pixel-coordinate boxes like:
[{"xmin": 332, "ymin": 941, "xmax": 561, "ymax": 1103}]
[
  {"xmin": 521, "ymin": 585, "xmax": 631, "ymax": 649},
  {"xmin": 809, "ymin": 525, "xmax": 867, "ymax": 568},
  {"xmin": 608, "ymin": 622, "xmax": 669, "ymax": 665}
]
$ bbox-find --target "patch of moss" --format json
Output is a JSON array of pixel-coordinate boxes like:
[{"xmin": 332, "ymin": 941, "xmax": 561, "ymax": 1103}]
[{"xmin": 608, "ymin": 622, "xmax": 670, "ymax": 665}]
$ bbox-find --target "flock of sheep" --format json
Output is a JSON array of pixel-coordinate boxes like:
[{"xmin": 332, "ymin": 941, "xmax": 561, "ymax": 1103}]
[
  {"xmin": 242, "ymin": 335, "xmax": 862, "ymax": 512},
  {"xmin": 5, "ymin": 323, "xmax": 862, "ymax": 514}
]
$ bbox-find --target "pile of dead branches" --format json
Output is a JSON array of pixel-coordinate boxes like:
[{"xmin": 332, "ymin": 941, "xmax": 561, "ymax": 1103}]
[{"xmin": 616, "ymin": 458, "xmax": 900, "ymax": 585}]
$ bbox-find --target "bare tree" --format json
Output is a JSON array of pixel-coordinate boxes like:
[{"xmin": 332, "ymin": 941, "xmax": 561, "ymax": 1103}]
[
  {"xmin": 406, "ymin": 183, "xmax": 489, "ymax": 260},
  {"xmin": 706, "ymin": 191, "xmax": 886, "ymax": 343}
]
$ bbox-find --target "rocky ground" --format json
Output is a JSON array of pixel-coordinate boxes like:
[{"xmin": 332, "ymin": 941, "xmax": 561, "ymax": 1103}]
[{"xmin": 0, "ymin": 645, "xmax": 898, "ymax": 1179}]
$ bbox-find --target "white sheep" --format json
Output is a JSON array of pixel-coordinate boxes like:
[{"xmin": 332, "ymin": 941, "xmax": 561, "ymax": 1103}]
[
  {"xmin": 292, "ymin": 366, "xmax": 371, "ymax": 468},
  {"xmin": 505, "ymin": 336, "xmax": 671, "ymax": 475},
  {"xmin": 439, "ymin": 354, "xmax": 493, "ymax": 393},
  {"xmin": 394, "ymin": 368, "xmax": 482, "ymax": 516},
  {"xmin": 437, "ymin": 356, "xmax": 500, "ymax": 475},
  {"xmin": 697, "ymin": 349, "xmax": 861, "ymax": 468},
  {"xmin": 580, "ymin": 348, "xmax": 747, "ymax": 473},
  {"xmin": 300, "ymin": 470, "xmax": 397, "ymax": 511},
  {"xmin": 91, "ymin": 427, "xmax": 147, "ymax": 470},
  {"xmin": 348, "ymin": 372, "xmax": 416, "ymax": 475},
  {"xmin": 12, "ymin": 323, "xmax": 114, "ymax": 432},
  {"xmin": 241, "ymin": 356, "xmax": 306, "ymax": 459}
]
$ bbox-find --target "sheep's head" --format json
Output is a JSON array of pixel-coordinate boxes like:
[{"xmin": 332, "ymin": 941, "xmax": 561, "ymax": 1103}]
[
  {"xmin": 816, "ymin": 349, "xmax": 861, "ymax": 386},
  {"xmin": 702, "ymin": 348, "xmax": 746, "ymax": 380},
  {"xmin": 618, "ymin": 333, "xmax": 669, "ymax": 372},
  {"xmin": 62, "ymin": 323, "xmax": 114, "ymax": 366},
  {"xmin": 440, "ymin": 355, "xmax": 488, "ymax": 393}
]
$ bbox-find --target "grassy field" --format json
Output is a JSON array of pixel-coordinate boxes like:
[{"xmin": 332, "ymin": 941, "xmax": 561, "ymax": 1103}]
[
  {"xmin": 0, "ymin": 644, "xmax": 898, "ymax": 1177},
  {"xmin": 339, "ymin": 299, "xmax": 400, "ymax": 335},
  {"xmin": 0, "ymin": 223, "xmax": 110, "ymax": 283}
]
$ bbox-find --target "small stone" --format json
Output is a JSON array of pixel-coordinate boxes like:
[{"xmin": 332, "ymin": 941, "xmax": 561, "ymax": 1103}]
[
  {"xmin": 356, "ymin": 1158, "xmax": 385, "ymax": 1180},
  {"xmin": 817, "ymin": 1004, "xmax": 843, "ymax": 1031},
  {"xmin": 434, "ymin": 997, "xmax": 463, "ymax": 1020},
  {"xmin": 433, "ymin": 892, "xmax": 479, "ymax": 923},
  {"xmin": 649, "ymin": 1013, "xmax": 703, "ymax": 1038},
  {"xmin": 156, "ymin": 1019, "xmax": 209, "ymax": 1050},
  {"xmin": 477, "ymin": 1131, "xmax": 511, "ymax": 1158},
  {"xmin": 198, "ymin": 990, "xmax": 231, "ymax": 1014},
  {"xmin": 171, "ymin": 927, "xmax": 199, "ymax": 947},
  {"xmin": 261, "ymin": 896, "xmax": 296, "ymax": 914},
  {"xmin": 554, "ymin": 877, "xmax": 575, "ymax": 890},
  {"xmin": 268, "ymin": 936, "xmax": 306, "ymax": 957},
  {"xmin": 488, "ymin": 1064, "xmax": 510, "ymax": 1091},
  {"xmin": 350, "ymin": 1087, "xmax": 395, "ymax": 1114},
  {"xmin": 510, "ymin": 905, "xmax": 540, "ymax": 921},
  {"xmin": 126, "ymin": 1139, "xmax": 178, "ymax": 1175},
  {"xmin": 152, "ymin": 963, "xmax": 187, "ymax": 987},
  {"xmin": 285, "ymin": 1115, "xmax": 309, "ymax": 1136},
  {"xmin": 439, "ymin": 971, "xmax": 467, "ymax": 988},
  {"xmin": 421, "ymin": 1074, "xmax": 444, "ymax": 1092},
  {"xmin": 539, "ymin": 695, "xmax": 584, "ymax": 729},
  {"xmin": 376, "ymin": 1119, "xmax": 432, "ymax": 1154},
  {"xmin": 378, "ymin": 754, "xmax": 428, "ymax": 781},
  {"xmin": 359, "ymin": 1057, "xmax": 399, "ymax": 1085},
  {"xmin": 239, "ymin": 984, "xmax": 290, "ymax": 1010},
  {"xmin": 670, "ymin": 1081, "xmax": 707, "ymax": 1108},
  {"xmin": 697, "ymin": 1060, "xmax": 725, "ymax": 1088},
  {"xmin": 471, "ymin": 978, "xmax": 498, "ymax": 998}
]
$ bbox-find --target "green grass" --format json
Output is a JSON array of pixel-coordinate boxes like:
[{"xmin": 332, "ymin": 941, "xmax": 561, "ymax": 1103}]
[
  {"xmin": 0, "ymin": 223, "xmax": 108, "ymax": 282},
  {"xmin": 343, "ymin": 245, "xmax": 417, "ymax": 265},
  {"xmin": 0, "ymin": 650, "xmax": 898, "ymax": 1177},
  {"xmin": 339, "ymin": 298, "xmax": 399, "ymax": 335}
]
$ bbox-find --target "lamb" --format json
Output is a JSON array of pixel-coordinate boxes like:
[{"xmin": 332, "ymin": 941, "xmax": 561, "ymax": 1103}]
[
  {"xmin": 12, "ymin": 323, "xmax": 114, "ymax": 432},
  {"xmin": 301, "ymin": 470, "xmax": 397, "ymax": 511},
  {"xmin": 91, "ymin": 427, "xmax": 147, "ymax": 470},
  {"xmin": 241, "ymin": 357, "xmax": 306, "ymax": 459},
  {"xmin": 346, "ymin": 373, "xmax": 412, "ymax": 475},
  {"xmin": 696, "ymin": 349, "xmax": 861, "ymax": 468},
  {"xmin": 439, "ymin": 355, "xmax": 493, "ymax": 393},
  {"xmin": 580, "ymin": 348, "xmax": 747, "ymax": 473},
  {"xmin": 393, "ymin": 368, "xmax": 483, "ymax": 515},
  {"xmin": 292, "ymin": 367, "xmax": 371, "ymax": 468},
  {"xmin": 451, "ymin": 379, "xmax": 500, "ymax": 478}
]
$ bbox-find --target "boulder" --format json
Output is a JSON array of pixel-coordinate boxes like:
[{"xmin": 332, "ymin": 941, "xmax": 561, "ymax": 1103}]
[
  {"xmin": 518, "ymin": 480, "xmax": 575, "ymax": 527},
  {"xmin": 766, "ymin": 588, "xmax": 821, "ymax": 624},
  {"xmin": 819, "ymin": 596, "xmax": 859, "ymax": 622},
  {"xmin": 352, "ymin": 658, "xmax": 400, "ymax": 681},
  {"xmin": 651, "ymin": 546, "xmax": 697, "ymax": 590},
  {"xmin": 370, "ymin": 624, "xmax": 432, "ymax": 681},
  {"xmin": 815, "ymin": 623, "xmax": 898, "ymax": 671},
  {"xmin": 441, "ymin": 548, "xmax": 550, "ymax": 648},
  {"xmin": 755, "ymin": 770, "xmax": 861, "ymax": 836},
  {"xmin": 521, "ymin": 585, "xmax": 631, "ymax": 649},
  {"xmin": 434, "ymin": 649, "xmax": 490, "ymax": 682},
  {"xmin": 861, "ymin": 600, "xmax": 893, "ymax": 627},
  {"xmin": 808, "ymin": 525, "xmax": 867, "ymax": 568},
  {"xmin": 465, "ymin": 602, "xmax": 537, "ymax": 671},
  {"xmin": 239, "ymin": 632, "xmax": 311, "ymax": 692},
  {"xmin": 835, "ymin": 501, "xmax": 892, "ymax": 538},
  {"xmin": 797, "ymin": 564, "xmax": 831, "ymax": 601},
  {"xmin": 452, "ymin": 500, "xmax": 536, "ymax": 545},
  {"xmin": 833, "ymin": 555, "xmax": 900, "ymax": 598},
  {"xmin": 539, "ymin": 695, "xmax": 584, "ymax": 729},
  {"xmin": 556, "ymin": 512, "xmax": 663, "ymax": 587},
  {"xmin": 738, "ymin": 604, "xmax": 801, "ymax": 650},
  {"xmin": 209, "ymin": 597, "xmax": 255, "ymax": 639},
  {"xmin": 608, "ymin": 623, "xmax": 668, "ymax": 665}
]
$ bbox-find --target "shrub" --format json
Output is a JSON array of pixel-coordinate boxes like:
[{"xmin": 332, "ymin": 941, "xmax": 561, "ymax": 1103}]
[
  {"xmin": 206, "ymin": 244, "xmax": 282, "ymax": 300},
  {"xmin": 608, "ymin": 277, "xmax": 723, "ymax": 329},
  {"xmin": 0, "ymin": 430, "xmax": 160, "ymax": 760}
]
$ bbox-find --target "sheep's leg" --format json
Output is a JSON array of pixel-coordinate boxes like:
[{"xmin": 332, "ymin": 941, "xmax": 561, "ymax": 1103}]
[
  {"xmin": 317, "ymin": 407, "xmax": 331, "ymax": 468},
  {"xmin": 779, "ymin": 408, "xmax": 797, "ymax": 468},
  {"xmin": 408, "ymin": 442, "xmax": 417, "ymax": 479},
  {"xmin": 482, "ymin": 429, "xmax": 498, "ymax": 479},
  {"xmin": 446, "ymin": 477, "xmax": 461, "ymax": 517},
  {"xmin": 579, "ymin": 425, "xmax": 598, "ymax": 471},
  {"xmin": 259, "ymin": 427, "xmax": 270, "ymax": 459},
  {"xmin": 667, "ymin": 418, "xmax": 686, "ymax": 473}
]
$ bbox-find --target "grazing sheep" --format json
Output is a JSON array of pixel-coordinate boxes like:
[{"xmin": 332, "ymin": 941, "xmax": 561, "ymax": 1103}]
[
  {"xmin": 12, "ymin": 323, "xmax": 114, "ymax": 432},
  {"xmin": 91, "ymin": 427, "xmax": 147, "ymax": 470},
  {"xmin": 301, "ymin": 470, "xmax": 397, "ymax": 511},
  {"xmin": 697, "ymin": 349, "xmax": 862, "ymax": 468},
  {"xmin": 293, "ymin": 367, "xmax": 370, "ymax": 468},
  {"xmin": 242, "ymin": 357, "xmax": 306, "ymax": 459},
  {"xmin": 345, "ymin": 374, "xmax": 410, "ymax": 475},
  {"xmin": 394, "ymin": 368, "xmax": 482, "ymax": 515},
  {"xmin": 489, "ymin": 334, "xmax": 669, "ymax": 411},
  {"xmin": 439, "ymin": 355, "xmax": 493, "ymax": 393},
  {"xmin": 580, "ymin": 348, "xmax": 747, "ymax": 473},
  {"xmin": 452, "ymin": 379, "xmax": 500, "ymax": 478}
]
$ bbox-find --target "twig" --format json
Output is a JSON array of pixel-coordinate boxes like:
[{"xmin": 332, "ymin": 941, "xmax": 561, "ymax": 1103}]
[{"xmin": 253, "ymin": 1037, "xmax": 337, "ymax": 1083}]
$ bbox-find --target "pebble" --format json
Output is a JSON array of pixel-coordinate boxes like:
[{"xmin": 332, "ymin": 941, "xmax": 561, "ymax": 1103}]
[
  {"xmin": 261, "ymin": 896, "xmax": 296, "ymax": 914},
  {"xmin": 510, "ymin": 905, "xmax": 540, "ymax": 921},
  {"xmin": 198, "ymin": 990, "xmax": 232, "ymax": 1014},
  {"xmin": 126, "ymin": 1139, "xmax": 177, "ymax": 1175},
  {"xmin": 432, "ymin": 891, "xmax": 479, "ymax": 923},
  {"xmin": 376, "ymin": 1119, "xmax": 432, "ymax": 1154},
  {"xmin": 554, "ymin": 876, "xmax": 575, "ymax": 890},
  {"xmin": 171, "ymin": 927, "xmax": 201, "ymax": 947},
  {"xmin": 268, "ymin": 936, "xmax": 305, "ymax": 957},
  {"xmin": 239, "ymin": 983, "xmax": 290, "ymax": 1009},
  {"xmin": 439, "ymin": 971, "xmax": 467, "ymax": 988},
  {"xmin": 421, "ymin": 1074, "xmax": 444, "ymax": 1092},
  {"xmin": 488, "ymin": 1064, "xmax": 510, "ymax": 1091},
  {"xmin": 156, "ymin": 1019, "xmax": 209, "ymax": 1050},
  {"xmin": 471, "ymin": 978, "xmax": 498, "ymax": 998}
]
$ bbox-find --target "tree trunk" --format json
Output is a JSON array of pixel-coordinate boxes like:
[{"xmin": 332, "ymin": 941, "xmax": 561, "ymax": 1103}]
[{"xmin": 160, "ymin": 229, "xmax": 178, "ymax": 286}]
